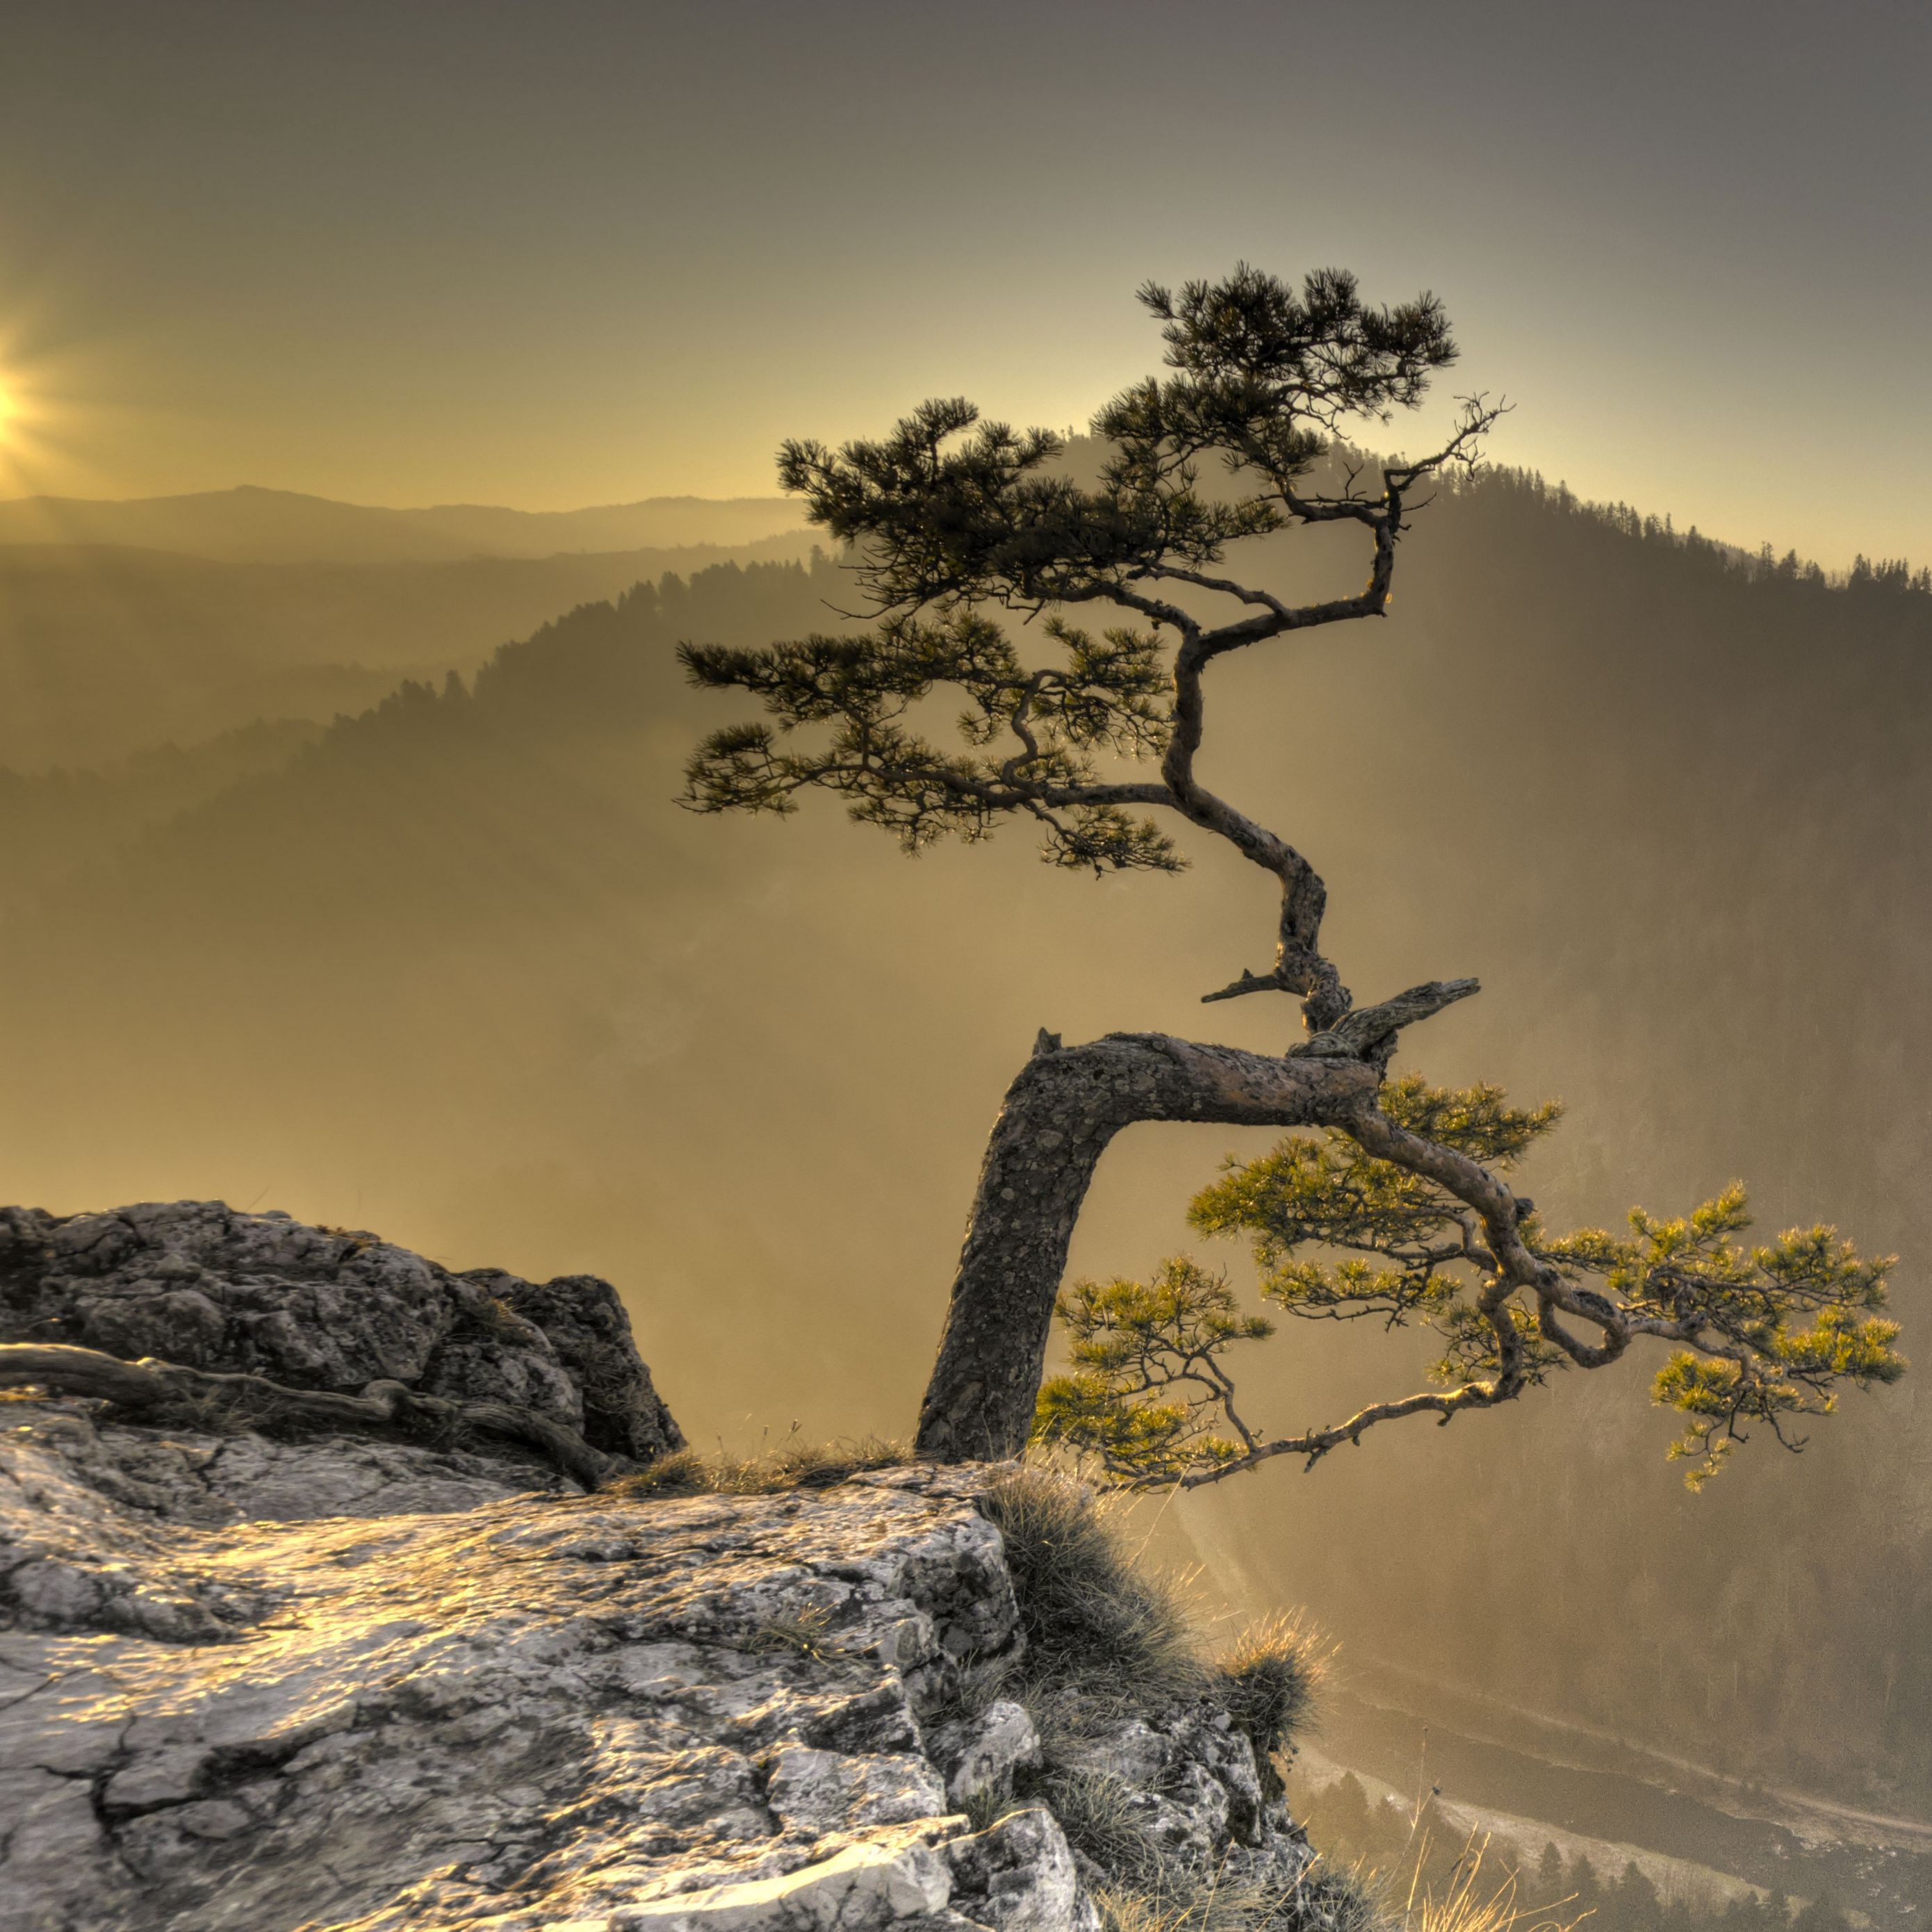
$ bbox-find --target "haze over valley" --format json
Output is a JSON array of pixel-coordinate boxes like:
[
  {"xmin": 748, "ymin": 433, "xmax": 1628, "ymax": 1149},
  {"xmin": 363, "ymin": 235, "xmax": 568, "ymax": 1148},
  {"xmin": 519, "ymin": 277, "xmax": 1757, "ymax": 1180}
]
[{"xmin": 7, "ymin": 466, "xmax": 1932, "ymax": 1897}]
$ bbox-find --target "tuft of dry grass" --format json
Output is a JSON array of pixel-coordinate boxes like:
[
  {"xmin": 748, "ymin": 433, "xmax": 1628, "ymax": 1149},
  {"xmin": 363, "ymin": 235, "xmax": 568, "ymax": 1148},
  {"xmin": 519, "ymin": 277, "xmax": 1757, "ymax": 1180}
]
[
  {"xmin": 151, "ymin": 1386, "xmax": 285, "ymax": 1438},
  {"xmin": 473, "ymin": 1294, "xmax": 535, "ymax": 1342},
  {"xmin": 1095, "ymin": 1853, "xmax": 1385, "ymax": 1932},
  {"xmin": 1215, "ymin": 1612, "xmax": 1331, "ymax": 1796},
  {"xmin": 1283, "ymin": 1860, "xmax": 1387, "ymax": 1932},
  {"xmin": 979, "ymin": 1466, "xmax": 1206, "ymax": 1712},
  {"xmin": 611, "ymin": 1434, "xmax": 912, "ymax": 1499},
  {"xmin": 610, "ymin": 1448, "xmax": 721, "ymax": 1498},
  {"xmin": 1045, "ymin": 1767, "xmax": 1165, "ymax": 1878},
  {"xmin": 739, "ymin": 1606, "xmax": 837, "ymax": 1660},
  {"xmin": 1089, "ymin": 1825, "xmax": 1573, "ymax": 1932},
  {"xmin": 1385, "ymin": 1835, "xmax": 1576, "ymax": 1932}
]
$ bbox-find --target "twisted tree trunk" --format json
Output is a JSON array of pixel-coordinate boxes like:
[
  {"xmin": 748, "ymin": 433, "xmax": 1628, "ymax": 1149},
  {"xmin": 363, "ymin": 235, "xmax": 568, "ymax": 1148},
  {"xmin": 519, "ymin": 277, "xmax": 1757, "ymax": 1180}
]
[{"xmin": 912, "ymin": 1029, "xmax": 1379, "ymax": 1461}]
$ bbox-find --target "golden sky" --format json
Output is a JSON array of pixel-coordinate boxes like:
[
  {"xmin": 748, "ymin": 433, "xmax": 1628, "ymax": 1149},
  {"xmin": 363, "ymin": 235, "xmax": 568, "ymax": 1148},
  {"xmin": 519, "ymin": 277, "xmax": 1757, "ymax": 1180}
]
[{"xmin": 3, "ymin": 0, "xmax": 1927, "ymax": 568}]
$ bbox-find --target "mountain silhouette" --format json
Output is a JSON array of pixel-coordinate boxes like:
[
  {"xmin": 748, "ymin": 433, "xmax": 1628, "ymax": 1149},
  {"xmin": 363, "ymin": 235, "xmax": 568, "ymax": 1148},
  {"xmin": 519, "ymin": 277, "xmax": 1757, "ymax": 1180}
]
[
  {"xmin": 0, "ymin": 484, "xmax": 808, "ymax": 566},
  {"xmin": 0, "ymin": 532, "xmax": 821, "ymax": 770}
]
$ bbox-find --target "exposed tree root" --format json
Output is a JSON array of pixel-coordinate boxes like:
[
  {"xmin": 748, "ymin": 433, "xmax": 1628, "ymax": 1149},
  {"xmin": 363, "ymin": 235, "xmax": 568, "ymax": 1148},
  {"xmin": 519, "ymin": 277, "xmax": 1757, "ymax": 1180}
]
[{"xmin": 0, "ymin": 1341, "xmax": 621, "ymax": 1489}]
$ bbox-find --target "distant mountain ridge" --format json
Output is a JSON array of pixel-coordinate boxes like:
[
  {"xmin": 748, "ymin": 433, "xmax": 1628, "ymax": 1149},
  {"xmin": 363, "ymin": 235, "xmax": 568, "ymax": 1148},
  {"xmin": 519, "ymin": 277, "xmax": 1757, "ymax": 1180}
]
[
  {"xmin": 0, "ymin": 530, "xmax": 826, "ymax": 770},
  {"xmin": 0, "ymin": 484, "xmax": 809, "ymax": 565}
]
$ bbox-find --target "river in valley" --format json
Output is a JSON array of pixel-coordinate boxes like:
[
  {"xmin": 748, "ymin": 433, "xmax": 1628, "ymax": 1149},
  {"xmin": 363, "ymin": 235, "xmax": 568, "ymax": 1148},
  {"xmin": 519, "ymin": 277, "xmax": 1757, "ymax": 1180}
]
[{"xmin": 1301, "ymin": 1668, "xmax": 1932, "ymax": 1927}]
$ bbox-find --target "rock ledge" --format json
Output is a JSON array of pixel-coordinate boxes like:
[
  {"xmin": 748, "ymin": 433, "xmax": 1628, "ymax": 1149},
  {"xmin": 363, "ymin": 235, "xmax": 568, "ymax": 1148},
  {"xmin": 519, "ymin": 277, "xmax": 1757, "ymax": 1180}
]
[
  {"xmin": 0, "ymin": 1200, "xmax": 682, "ymax": 1466},
  {"xmin": 0, "ymin": 1204, "xmax": 1310, "ymax": 1932}
]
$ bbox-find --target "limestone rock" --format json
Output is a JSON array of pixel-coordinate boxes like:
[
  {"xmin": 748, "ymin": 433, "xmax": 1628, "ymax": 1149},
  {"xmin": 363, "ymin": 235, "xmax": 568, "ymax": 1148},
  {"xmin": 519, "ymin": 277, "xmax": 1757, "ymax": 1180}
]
[
  {"xmin": 943, "ymin": 1807, "xmax": 1090, "ymax": 1932},
  {"xmin": 619, "ymin": 1829, "xmax": 956, "ymax": 1931},
  {"xmin": 0, "ymin": 1401, "xmax": 1307, "ymax": 1931},
  {"xmin": 765, "ymin": 1749, "xmax": 951, "ymax": 1836},
  {"xmin": 1044, "ymin": 1700, "xmax": 1299, "ymax": 1894},
  {"xmin": 0, "ymin": 1200, "xmax": 682, "ymax": 1466},
  {"xmin": 932, "ymin": 1700, "xmax": 1041, "ymax": 1810},
  {"xmin": 464, "ymin": 1264, "xmax": 681, "ymax": 1462}
]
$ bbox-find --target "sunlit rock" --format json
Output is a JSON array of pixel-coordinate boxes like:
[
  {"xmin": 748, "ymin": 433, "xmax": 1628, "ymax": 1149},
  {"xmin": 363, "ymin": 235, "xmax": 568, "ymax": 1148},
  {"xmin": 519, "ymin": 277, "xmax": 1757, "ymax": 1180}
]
[
  {"xmin": 0, "ymin": 1213, "xmax": 1302, "ymax": 1931},
  {"xmin": 0, "ymin": 1198, "xmax": 683, "ymax": 1463},
  {"xmin": 0, "ymin": 1412, "xmax": 1309, "ymax": 1931}
]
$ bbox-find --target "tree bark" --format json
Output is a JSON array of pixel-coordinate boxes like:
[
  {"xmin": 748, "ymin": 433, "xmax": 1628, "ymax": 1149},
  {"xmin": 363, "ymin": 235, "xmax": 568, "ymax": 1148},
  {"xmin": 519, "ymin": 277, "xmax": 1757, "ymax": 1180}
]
[{"xmin": 913, "ymin": 1030, "xmax": 1378, "ymax": 1461}]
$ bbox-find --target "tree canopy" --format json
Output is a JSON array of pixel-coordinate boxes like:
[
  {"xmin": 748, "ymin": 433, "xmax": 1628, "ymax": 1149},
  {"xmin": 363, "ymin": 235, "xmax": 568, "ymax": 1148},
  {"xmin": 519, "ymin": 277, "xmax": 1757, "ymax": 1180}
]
[{"xmin": 1038, "ymin": 1077, "xmax": 1901, "ymax": 1488}]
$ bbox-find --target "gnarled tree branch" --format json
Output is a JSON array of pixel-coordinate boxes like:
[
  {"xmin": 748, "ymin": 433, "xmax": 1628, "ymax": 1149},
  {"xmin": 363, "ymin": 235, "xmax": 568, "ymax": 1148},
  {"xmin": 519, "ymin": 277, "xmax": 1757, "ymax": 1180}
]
[{"xmin": 1047, "ymin": 1079, "xmax": 1900, "ymax": 1490}]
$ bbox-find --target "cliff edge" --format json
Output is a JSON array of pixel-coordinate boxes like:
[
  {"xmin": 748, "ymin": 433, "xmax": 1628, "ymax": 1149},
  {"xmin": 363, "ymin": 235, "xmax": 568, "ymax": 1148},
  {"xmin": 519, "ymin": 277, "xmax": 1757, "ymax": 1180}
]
[{"xmin": 0, "ymin": 1204, "xmax": 1328, "ymax": 1932}]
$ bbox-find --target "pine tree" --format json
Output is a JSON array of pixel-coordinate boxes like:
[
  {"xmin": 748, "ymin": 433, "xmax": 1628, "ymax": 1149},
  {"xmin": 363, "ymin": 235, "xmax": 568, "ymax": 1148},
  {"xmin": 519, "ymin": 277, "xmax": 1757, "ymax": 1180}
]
[
  {"xmin": 685, "ymin": 264, "xmax": 1904, "ymax": 1471},
  {"xmin": 1614, "ymin": 1860, "xmax": 1665, "ymax": 1932},
  {"xmin": 1313, "ymin": 1772, "xmax": 1374, "ymax": 1857},
  {"xmin": 1534, "ymin": 1841, "xmax": 1566, "ymax": 1905},
  {"xmin": 1569, "ymin": 1854, "xmax": 1606, "ymax": 1922}
]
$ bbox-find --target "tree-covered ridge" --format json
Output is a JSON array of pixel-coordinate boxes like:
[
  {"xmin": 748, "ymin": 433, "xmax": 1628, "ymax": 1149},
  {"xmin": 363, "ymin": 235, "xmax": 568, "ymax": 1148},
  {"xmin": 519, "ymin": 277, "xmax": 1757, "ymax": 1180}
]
[
  {"xmin": 1295, "ymin": 1773, "xmax": 1865, "ymax": 1932},
  {"xmin": 1448, "ymin": 464, "xmax": 1932, "ymax": 598}
]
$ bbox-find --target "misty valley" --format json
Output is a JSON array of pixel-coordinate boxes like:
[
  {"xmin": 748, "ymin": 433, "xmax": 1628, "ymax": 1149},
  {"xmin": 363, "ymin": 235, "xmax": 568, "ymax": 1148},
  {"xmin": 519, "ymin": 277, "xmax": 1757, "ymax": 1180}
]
[{"xmin": 5, "ymin": 444, "xmax": 1932, "ymax": 1932}]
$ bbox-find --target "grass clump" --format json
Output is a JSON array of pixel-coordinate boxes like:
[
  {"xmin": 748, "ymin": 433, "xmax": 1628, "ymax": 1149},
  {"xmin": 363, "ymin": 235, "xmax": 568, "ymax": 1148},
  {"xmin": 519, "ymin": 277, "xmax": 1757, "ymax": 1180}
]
[
  {"xmin": 1386, "ymin": 1835, "xmax": 1572, "ymax": 1932},
  {"xmin": 1215, "ymin": 1614, "xmax": 1330, "ymax": 1800},
  {"xmin": 1049, "ymin": 1769, "xmax": 1164, "ymax": 1878},
  {"xmin": 612, "ymin": 1448, "xmax": 726, "ymax": 1497},
  {"xmin": 1094, "ymin": 1855, "xmax": 1383, "ymax": 1932},
  {"xmin": 979, "ymin": 1466, "xmax": 1205, "ymax": 1711},
  {"xmin": 1280, "ymin": 1860, "xmax": 1385, "ymax": 1932},
  {"xmin": 1272, "ymin": 1829, "xmax": 1579, "ymax": 1932},
  {"xmin": 739, "ymin": 1605, "xmax": 837, "ymax": 1660},
  {"xmin": 611, "ymin": 1433, "xmax": 912, "ymax": 1498},
  {"xmin": 472, "ymin": 1294, "xmax": 537, "ymax": 1343}
]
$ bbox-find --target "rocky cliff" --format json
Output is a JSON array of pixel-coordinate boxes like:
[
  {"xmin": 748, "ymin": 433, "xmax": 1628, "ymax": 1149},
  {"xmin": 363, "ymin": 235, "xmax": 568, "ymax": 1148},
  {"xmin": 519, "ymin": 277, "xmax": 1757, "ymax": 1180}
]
[
  {"xmin": 0, "ymin": 1201, "xmax": 682, "ymax": 1469},
  {"xmin": 0, "ymin": 1205, "xmax": 1327, "ymax": 1932}
]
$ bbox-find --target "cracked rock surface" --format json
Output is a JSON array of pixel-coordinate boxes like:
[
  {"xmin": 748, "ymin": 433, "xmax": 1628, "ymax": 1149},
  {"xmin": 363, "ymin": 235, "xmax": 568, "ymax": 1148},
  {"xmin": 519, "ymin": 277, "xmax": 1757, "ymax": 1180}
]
[
  {"xmin": 0, "ymin": 1410, "xmax": 1309, "ymax": 1932},
  {"xmin": 0, "ymin": 1200, "xmax": 683, "ymax": 1463}
]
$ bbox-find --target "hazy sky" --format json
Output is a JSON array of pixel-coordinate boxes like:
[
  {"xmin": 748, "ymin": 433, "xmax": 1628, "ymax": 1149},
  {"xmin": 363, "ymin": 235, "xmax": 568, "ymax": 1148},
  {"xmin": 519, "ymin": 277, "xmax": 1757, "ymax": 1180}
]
[{"xmin": 3, "ymin": 1, "xmax": 1927, "ymax": 566}]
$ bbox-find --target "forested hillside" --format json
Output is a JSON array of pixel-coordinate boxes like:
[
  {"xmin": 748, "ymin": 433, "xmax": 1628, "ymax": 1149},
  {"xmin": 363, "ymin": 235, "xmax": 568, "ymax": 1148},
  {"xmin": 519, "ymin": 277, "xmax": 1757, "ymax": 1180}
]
[
  {"xmin": 0, "ymin": 533, "xmax": 814, "ymax": 769},
  {"xmin": 6, "ymin": 473, "xmax": 1932, "ymax": 1809}
]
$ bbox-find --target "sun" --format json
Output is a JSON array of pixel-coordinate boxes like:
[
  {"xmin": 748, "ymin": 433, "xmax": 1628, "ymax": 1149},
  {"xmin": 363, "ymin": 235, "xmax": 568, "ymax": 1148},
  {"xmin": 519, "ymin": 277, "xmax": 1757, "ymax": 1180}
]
[
  {"xmin": 0, "ymin": 318, "xmax": 113, "ymax": 495},
  {"xmin": 0, "ymin": 357, "xmax": 59, "ymax": 489},
  {"xmin": 0, "ymin": 368, "xmax": 31, "ymax": 450}
]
